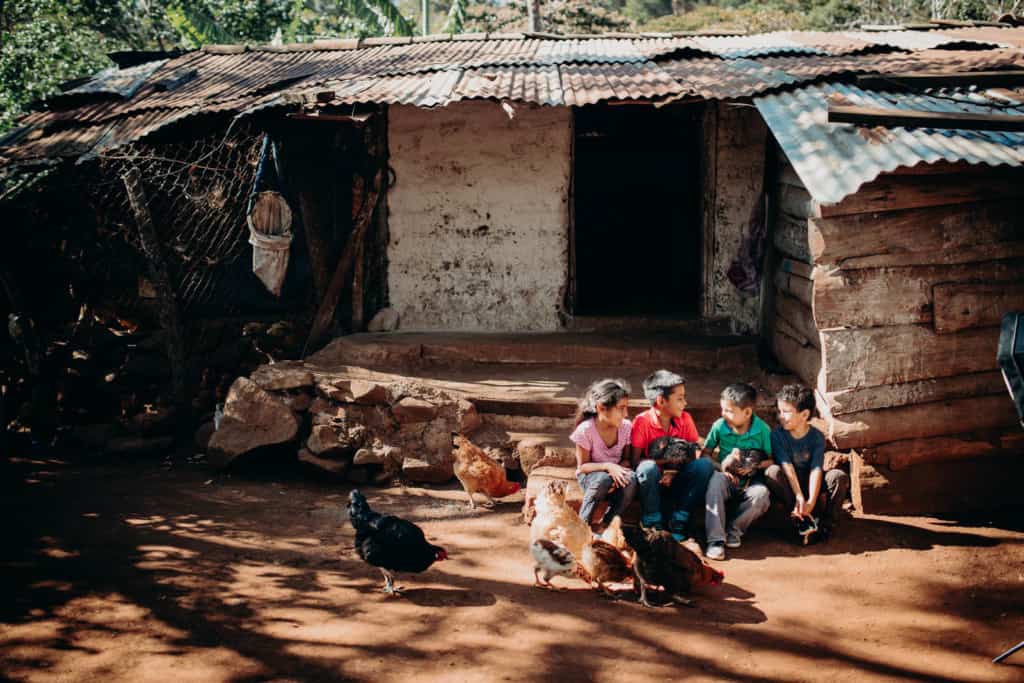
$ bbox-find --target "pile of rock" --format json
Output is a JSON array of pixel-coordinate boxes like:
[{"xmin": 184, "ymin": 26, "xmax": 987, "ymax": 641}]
[{"xmin": 204, "ymin": 362, "xmax": 486, "ymax": 484}]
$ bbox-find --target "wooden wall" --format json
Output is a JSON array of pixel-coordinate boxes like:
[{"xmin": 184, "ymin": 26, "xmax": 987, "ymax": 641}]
[{"xmin": 769, "ymin": 154, "xmax": 1024, "ymax": 510}]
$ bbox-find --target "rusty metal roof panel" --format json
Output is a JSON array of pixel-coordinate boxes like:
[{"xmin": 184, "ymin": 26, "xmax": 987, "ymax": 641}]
[
  {"xmin": 632, "ymin": 36, "xmax": 710, "ymax": 59},
  {"xmin": 62, "ymin": 59, "xmax": 168, "ymax": 99},
  {"xmin": 754, "ymin": 82, "xmax": 1024, "ymax": 205},
  {"xmin": 758, "ymin": 48, "xmax": 1024, "ymax": 81},
  {"xmin": 692, "ymin": 33, "xmax": 828, "ymax": 58},
  {"xmin": 559, "ymin": 61, "xmax": 679, "ymax": 105},
  {"xmin": 842, "ymin": 29, "xmax": 1012, "ymax": 51},
  {"xmin": 936, "ymin": 25, "xmax": 1024, "ymax": 47},
  {"xmin": 336, "ymin": 70, "xmax": 463, "ymax": 107},
  {"xmin": 780, "ymin": 31, "xmax": 886, "ymax": 56},
  {"xmin": 535, "ymin": 38, "xmax": 644, "ymax": 64},
  {"xmin": 453, "ymin": 66, "xmax": 563, "ymax": 105},
  {"xmin": 659, "ymin": 58, "xmax": 796, "ymax": 99}
]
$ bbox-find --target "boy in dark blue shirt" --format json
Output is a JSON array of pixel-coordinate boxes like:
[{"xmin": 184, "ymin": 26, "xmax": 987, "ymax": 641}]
[{"xmin": 765, "ymin": 385, "xmax": 850, "ymax": 541}]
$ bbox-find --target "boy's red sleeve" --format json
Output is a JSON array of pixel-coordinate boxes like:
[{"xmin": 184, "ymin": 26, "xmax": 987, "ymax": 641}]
[
  {"xmin": 681, "ymin": 413, "xmax": 700, "ymax": 442},
  {"xmin": 630, "ymin": 419, "xmax": 649, "ymax": 454}
]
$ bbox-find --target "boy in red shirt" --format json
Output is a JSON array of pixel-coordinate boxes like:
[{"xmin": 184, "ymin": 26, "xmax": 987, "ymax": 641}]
[{"xmin": 631, "ymin": 370, "xmax": 716, "ymax": 541}]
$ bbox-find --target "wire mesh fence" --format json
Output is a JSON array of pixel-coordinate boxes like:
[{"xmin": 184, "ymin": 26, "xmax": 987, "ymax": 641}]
[{"xmin": 87, "ymin": 122, "xmax": 303, "ymax": 318}]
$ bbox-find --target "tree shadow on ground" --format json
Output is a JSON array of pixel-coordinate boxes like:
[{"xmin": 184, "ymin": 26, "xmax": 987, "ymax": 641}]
[{"xmin": 2, "ymin": 453, "xmax": 1021, "ymax": 682}]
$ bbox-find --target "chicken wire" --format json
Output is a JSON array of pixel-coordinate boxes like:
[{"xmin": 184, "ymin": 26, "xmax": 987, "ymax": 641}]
[{"xmin": 89, "ymin": 123, "xmax": 288, "ymax": 317}]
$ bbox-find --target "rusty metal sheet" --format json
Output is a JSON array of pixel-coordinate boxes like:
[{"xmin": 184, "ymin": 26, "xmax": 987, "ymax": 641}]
[
  {"xmin": 692, "ymin": 33, "xmax": 827, "ymax": 58},
  {"xmin": 755, "ymin": 82, "xmax": 1024, "ymax": 205},
  {"xmin": 453, "ymin": 66, "xmax": 563, "ymax": 105},
  {"xmin": 659, "ymin": 58, "xmax": 796, "ymax": 99},
  {"xmin": 535, "ymin": 38, "xmax": 644, "ymax": 64},
  {"xmin": 559, "ymin": 61, "xmax": 679, "ymax": 105},
  {"xmin": 633, "ymin": 36, "xmax": 710, "ymax": 60},
  {"xmin": 934, "ymin": 25, "xmax": 1024, "ymax": 48},
  {"xmin": 781, "ymin": 31, "xmax": 883, "ymax": 56},
  {"xmin": 335, "ymin": 70, "xmax": 462, "ymax": 107}
]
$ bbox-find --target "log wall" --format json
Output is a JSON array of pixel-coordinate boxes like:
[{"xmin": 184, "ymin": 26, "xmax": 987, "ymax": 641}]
[{"xmin": 768, "ymin": 154, "xmax": 1024, "ymax": 512}]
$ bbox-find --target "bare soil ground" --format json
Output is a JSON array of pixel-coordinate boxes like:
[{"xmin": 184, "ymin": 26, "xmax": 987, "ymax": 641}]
[{"xmin": 2, "ymin": 450, "xmax": 1023, "ymax": 683}]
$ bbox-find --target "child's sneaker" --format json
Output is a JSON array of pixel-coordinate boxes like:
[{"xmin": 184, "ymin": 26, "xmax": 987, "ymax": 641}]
[
  {"xmin": 706, "ymin": 542, "xmax": 726, "ymax": 561},
  {"xmin": 725, "ymin": 531, "xmax": 742, "ymax": 549}
]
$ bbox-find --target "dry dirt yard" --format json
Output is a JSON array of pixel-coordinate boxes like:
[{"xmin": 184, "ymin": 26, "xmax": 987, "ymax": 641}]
[{"xmin": 2, "ymin": 451, "xmax": 1023, "ymax": 683}]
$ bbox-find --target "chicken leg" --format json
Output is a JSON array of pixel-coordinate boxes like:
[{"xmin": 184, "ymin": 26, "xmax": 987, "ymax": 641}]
[{"xmin": 381, "ymin": 569, "xmax": 402, "ymax": 596}]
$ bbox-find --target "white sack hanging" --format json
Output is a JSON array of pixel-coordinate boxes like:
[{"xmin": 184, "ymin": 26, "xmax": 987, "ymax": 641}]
[{"xmin": 247, "ymin": 190, "xmax": 293, "ymax": 297}]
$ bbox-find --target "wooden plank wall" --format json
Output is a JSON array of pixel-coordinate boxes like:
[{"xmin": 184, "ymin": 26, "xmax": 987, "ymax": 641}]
[{"xmin": 770, "ymin": 157, "xmax": 1024, "ymax": 478}]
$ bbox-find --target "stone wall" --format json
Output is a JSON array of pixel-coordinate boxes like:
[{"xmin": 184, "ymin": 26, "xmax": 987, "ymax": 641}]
[{"xmin": 386, "ymin": 101, "xmax": 572, "ymax": 331}]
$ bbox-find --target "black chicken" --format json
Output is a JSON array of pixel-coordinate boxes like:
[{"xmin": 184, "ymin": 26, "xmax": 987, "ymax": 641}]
[
  {"xmin": 347, "ymin": 489, "xmax": 448, "ymax": 595},
  {"xmin": 623, "ymin": 526, "xmax": 724, "ymax": 608},
  {"xmin": 647, "ymin": 436, "xmax": 699, "ymax": 467}
]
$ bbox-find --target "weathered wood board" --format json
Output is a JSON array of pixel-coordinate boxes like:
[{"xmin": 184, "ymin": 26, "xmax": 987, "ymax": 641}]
[
  {"xmin": 811, "ymin": 259, "xmax": 1024, "ymax": 329},
  {"xmin": 820, "ymin": 172, "xmax": 1023, "ymax": 218},
  {"xmin": 824, "ymin": 370, "xmax": 1005, "ymax": 415},
  {"xmin": 820, "ymin": 324, "xmax": 1000, "ymax": 391},
  {"xmin": 933, "ymin": 281, "xmax": 1024, "ymax": 334},
  {"xmin": 807, "ymin": 199, "xmax": 1024, "ymax": 265},
  {"xmin": 827, "ymin": 393, "xmax": 1018, "ymax": 450}
]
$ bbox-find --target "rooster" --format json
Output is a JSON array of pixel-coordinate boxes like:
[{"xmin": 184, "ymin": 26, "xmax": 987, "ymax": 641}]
[
  {"xmin": 347, "ymin": 490, "xmax": 448, "ymax": 595},
  {"xmin": 623, "ymin": 526, "xmax": 724, "ymax": 608},
  {"xmin": 452, "ymin": 434, "xmax": 521, "ymax": 509},
  {"xmin": 580, "ymin": 539, "xmax": 634, "ymax": 599},
  {"xmin": 600, "ymin": 515, "xmax": 628, "ymax": 551}
]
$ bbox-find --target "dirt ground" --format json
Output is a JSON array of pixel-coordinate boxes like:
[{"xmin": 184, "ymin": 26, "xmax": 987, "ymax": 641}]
[{"xmin": 2, "ymin": 450, "xmax": 1023, "ymax": 683}]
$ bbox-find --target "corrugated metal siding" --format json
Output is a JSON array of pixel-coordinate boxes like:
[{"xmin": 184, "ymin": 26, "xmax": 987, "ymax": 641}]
[{"xmin": 755, "ymin": 83, "xmax": 1024, "ymax": 205}]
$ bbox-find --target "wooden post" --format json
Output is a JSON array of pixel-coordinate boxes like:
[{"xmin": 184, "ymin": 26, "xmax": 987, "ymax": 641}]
[
  {"xmin": 297, "ymin": 189, "xmax": 332, "ymax": 300},
  {"xmin": 122, "ymin": 166, "xmax": 188, "ymax": 409}
]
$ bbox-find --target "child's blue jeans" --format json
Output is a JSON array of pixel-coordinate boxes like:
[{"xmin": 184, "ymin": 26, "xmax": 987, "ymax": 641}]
[{"xmin": 636, "ymin": 458, "xmax": 716, "ymax": 530}]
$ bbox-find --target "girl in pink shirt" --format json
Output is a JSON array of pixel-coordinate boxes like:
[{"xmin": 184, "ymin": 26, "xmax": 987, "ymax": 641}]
[{"xmin": 570, "ymin": 378, "xmax": 638, "ymax": 530}]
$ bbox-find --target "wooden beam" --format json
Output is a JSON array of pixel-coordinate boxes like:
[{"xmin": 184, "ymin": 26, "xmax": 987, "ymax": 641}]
[
  {"xmin": 773, "ymin": 211, "xmax": 812, "ymax": 262},
  {"xmin": 824, "ymin": 370, "xmax": 1005, "ymax": 415},
  {"xmin": 827, "ymin": 393, "xmax": 1019, "ymax": 450},
  {"xmin": 122, "ymin": 166, "xmax": 188, "ymax": 409},
  {"xmin": 857, "ymin": 70, "xmax": 1024, "ymax": 90},
  {"xmin": 811, "ymin": 258, "xmax": 1024, "ymax": 329},
  {"xmin": 828, "ymin": 103, "xmax": 1024, "ymax": 131},
  {"xmin": 808, "ymin": 198, "xmax": 1024, "ymax": 264},
  {"xmin": 820, "ymin": 324, "xmax": 999, "ymax": 392},
  {"xmin": 774, "ymin": 268, "xmax": 812, "ymax": 307},
  {"xmin": 775, "ymin": 289, "xmax": 818, "ymax": 349},
  {"xmin": 821, "ymin": 171, "xmax": 1024, "ymax": 218},
  {"xmin": 772, "ymin": 326, "xmax": 821, "ymax": 386},
  {"xmin": 933, "ymin": 281, "xmax": 1024, "ymax": 334},
  {"xmin": 303, "ymin": 167, "xmax": 383, "ymax": 355},
  {"xmin": 866, "ymin": 430, "xmax": 1024, "ymax": 471}
]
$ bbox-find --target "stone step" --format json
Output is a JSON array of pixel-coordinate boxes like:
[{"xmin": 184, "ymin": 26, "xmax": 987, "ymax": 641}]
[{"xmin": 310, "ymin": 331, "xmax": 759, "ymax": 371}]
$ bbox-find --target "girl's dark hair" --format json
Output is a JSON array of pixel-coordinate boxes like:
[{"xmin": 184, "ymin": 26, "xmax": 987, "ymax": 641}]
[
  {"xmin": 776, "ymin": 384, "xmax": 816, "ymax": 416},
  {"xmin": 575, "ymin": 378, "xmax": 631, "ymax": 427}
]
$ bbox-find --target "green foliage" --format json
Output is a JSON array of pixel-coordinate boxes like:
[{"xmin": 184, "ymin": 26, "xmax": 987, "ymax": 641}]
[
  {"xmin": 0, "ymin": 0, "xmax": 113, "ymax": 131},
  {"xmin": 464, "ymin": 0, "xmax": 631, "ymax": 34},
  {"xmin": 443, "ymin": 0, "xmax": 469, "ymax": 33},
  {"xmin": 623, "ymin": 0, "xmax": 672, "ymax": 23}
]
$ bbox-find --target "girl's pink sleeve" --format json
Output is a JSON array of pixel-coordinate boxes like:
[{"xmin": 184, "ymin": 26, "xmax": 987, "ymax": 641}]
[{"xmin": 569, "ymin": 421, "xmax": 591, "ymax": 450}]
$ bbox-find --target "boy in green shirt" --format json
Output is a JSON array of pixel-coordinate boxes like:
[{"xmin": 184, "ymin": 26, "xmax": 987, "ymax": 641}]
[{"xmin": 701, "ymin": 383, "xmax": 773, "ymax": 561}]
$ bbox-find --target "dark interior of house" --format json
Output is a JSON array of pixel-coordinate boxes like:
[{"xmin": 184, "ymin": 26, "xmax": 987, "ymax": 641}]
[{"xmin": 572, "ymin": 102, "xmax": 704, "ymax": 317}]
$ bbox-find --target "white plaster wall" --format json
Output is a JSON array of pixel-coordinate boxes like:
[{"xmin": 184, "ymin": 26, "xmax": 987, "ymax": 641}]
[
  {"xmin": 386, "ymin": 101, "xmax": 571, "ymax": 331},
  {"xmin": 707, "ymin": 103, "xmax": 768, "ymax": 334}
]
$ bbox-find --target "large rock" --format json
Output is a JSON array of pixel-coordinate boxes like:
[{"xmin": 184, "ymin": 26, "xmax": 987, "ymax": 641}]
[
  {"xmin": 207, "ymin": 377, "xmax": 300, "ymax": 467},
  {"xmin": 402, "ymin": 455, "xmax": 454, "ymax": 484},
  {"xmin": 353, "ymin": 445, "xmax": 401, "ymax": 467},
  {"xmin": 297, "ymin": 448, "xmax": 349, "ymax": 478},
  {"xmin": 250, "ymin": 365, "xmax": 314, "ymax": 391},
  {"xmin": 315, "ymin": 379, "xmax": 391, "ymax": 405},
  {"xmin": 392, "ymin": 397, "xmax": 437, "ymax": 424},
  {"xmin": 307, "ymin": 423, "xmax": 367, "ymax": 455}
]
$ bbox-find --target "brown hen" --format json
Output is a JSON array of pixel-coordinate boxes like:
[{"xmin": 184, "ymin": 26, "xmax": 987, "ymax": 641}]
[{"xmin": 452, "ymin": 434, "xmax": 521, "ymax": 509}]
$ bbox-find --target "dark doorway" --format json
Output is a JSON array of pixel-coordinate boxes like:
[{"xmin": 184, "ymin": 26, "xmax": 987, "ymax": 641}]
[{"xmin": 572, "ymin": 103, "xmax": 704, "ymax": 317}]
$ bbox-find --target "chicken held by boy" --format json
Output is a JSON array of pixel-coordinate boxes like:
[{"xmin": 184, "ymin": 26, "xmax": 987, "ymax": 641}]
[
  {"xmin": 452, "ymin": 434, "xmax": 521, "ymax": 509},
  {"xmin": 347, "ymin": 489, "xmax": 448, "ymax": 596}
]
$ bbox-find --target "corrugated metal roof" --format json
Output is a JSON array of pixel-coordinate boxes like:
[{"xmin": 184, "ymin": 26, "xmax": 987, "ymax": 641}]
[
  {"xmin": 7, "ymin": 28, "xmax": 1024, "ymax": 165},
  {"xmin": 61, "ymin": 60, "xmax": 167, "ymax": 99},
  {"xmin": 693, "ymin": 33, "xmax": 827, "ymax": 58},
  {"xmin": 755, "ymin": 82, "xmax": 1024, "ymax": 205},
  {"xmin": 660, "ymin": 57, "xmax": 797, "ymax": 99}
]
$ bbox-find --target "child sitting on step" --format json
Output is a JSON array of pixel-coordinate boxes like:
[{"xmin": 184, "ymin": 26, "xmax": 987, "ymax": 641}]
[
  {"xmin": 570, "ymin": 378, "xmax": 637, "ymax": 531},
  {"xmin": 702, "ymin": 383, "xmax": 774, "ymax": 561},
  {"xmin": 631, "ymin": 370, "xmax": 716, "ymax": 542},
  {"xmin": 765, "ymin": 384, "xmax": 850, "ymax": 544}
]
